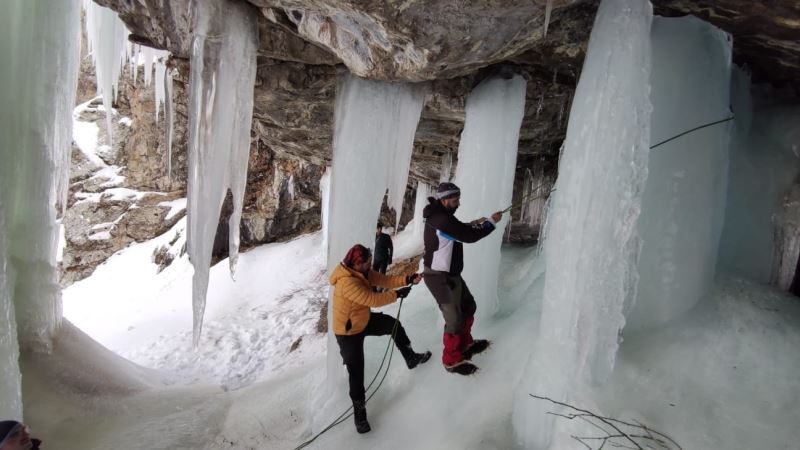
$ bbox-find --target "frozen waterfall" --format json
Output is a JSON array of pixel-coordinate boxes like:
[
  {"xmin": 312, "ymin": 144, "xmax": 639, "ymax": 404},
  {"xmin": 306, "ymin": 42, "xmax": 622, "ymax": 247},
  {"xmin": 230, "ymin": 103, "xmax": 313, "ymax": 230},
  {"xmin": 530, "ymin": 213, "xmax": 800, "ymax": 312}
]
[
  {"xmin": 513, "ymin": 0, "xmax": 653, "ymax": 447},
  {"xmin": 316, "ymin": 73, "xmax": 425, "ymax": 429},
  {"xmin": 0, "ymin": 0, "xmax": 81, "ymax": 418},
  {"xmin": 628, "ymin": 16, "xmax": 732, "ymax": 330},
  {"xmin": 186, "ymin": 0, "xmax": 258, "ymax": 346},
  {"xmin": 454, "ymin": 74, "xmax": 527, "ymax": 317}
]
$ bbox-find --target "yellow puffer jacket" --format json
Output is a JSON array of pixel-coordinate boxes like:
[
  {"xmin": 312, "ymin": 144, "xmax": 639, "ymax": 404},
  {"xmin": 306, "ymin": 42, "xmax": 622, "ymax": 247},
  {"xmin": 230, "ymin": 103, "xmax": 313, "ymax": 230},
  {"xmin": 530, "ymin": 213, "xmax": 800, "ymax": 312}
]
[{"xmin": 329, "ymin": 263, "xmax": 408, "ymax": 335}]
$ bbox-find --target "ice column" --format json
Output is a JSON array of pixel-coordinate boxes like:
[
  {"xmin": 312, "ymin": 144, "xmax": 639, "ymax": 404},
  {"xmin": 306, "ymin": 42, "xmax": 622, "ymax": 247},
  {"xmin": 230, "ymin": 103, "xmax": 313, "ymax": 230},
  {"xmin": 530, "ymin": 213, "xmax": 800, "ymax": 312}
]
[
  {"xmin": 83, "ymin": 0, "xmax": 130, "ymax": 143},
  {"xmin": 0, "ymin": 0, "xmax": 81, "ymax": 417},
  {"xmin": 513, "ymin": 1, "xmax": 652, "ymax": 447},
  {"xmin": 186, "ymin": 0, "xmax": 258, "ymax": 345},
  {"xmin": 454, "ymin": 75, "xmax": 526, "ymax": 317},
  {"xmin": 320, "ymin": 167, "xmax": 332, "ymax": 252},
  {"xmin": 628, "ymin": 16, "xmax": 732, "ymax": 329},
  {"xmin": 439, "ymin": 152, "xmax": 453, "ymax": 182},
  {"xmin": 412, "ymin": 182, "xmax": 430, "ymax": 237},
  {"xmin": 165, "ymin": 67, "xmax": 176, "ymax": 180},
  {"xmin": 316, "ymin": 73, "xmax": 425, "ymax": 427}
]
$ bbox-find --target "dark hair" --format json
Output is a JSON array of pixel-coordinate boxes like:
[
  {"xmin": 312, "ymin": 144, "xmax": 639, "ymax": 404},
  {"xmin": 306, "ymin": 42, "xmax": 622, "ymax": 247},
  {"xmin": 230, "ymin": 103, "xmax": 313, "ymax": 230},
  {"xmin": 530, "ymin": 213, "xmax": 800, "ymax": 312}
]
[
  {"xmin": 343, "ymin": 244, "xmax": 372, "ymax": 268},
  {"xmin": 376, "ymin": 222, "xmax": 382, "ymax": 229}
]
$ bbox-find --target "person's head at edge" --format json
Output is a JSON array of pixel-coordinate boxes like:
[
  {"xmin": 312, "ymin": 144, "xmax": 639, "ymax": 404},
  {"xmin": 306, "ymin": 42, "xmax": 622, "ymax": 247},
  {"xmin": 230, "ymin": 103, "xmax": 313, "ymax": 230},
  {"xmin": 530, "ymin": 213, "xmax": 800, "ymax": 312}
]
[
  {"xmin": 435, "ymin": 182, "xmax": 460, "ymax": 212},
  {"xmin": 343, "ymin": 244, "xmax": 372, "ymax": 275},
  {"xmin": 375, "ymin": 222, "xmax": 382, "ymax": 236},
  {"xmin": 0, "ymin": 421, "xmax": 33, "ymax": 450}
]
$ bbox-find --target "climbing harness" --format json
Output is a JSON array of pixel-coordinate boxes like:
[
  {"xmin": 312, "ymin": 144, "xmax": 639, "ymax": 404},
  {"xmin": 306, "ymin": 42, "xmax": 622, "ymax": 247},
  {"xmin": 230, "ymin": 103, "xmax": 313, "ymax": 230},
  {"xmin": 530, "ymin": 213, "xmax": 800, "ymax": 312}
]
[
  {"xmin": 294, "ymin": 291, "xmax": 408, "ymax": 449},
  {"xmin": 501, "ymin": 115, "xmax": 736, "ymax": 214}
]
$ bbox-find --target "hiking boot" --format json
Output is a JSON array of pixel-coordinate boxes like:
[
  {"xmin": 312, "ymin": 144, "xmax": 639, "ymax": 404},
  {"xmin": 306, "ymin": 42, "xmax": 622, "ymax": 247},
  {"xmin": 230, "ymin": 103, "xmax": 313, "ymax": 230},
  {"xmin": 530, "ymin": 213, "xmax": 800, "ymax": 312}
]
[
  {"xmin": 463, "ymin": 339, "xmax": 491, "ymax": 360},
  {"xmin": 406, "ymin": 351, "xmax": 432, "ymax": 369},
  {"xmin": 353, "ymin": 400, "xmax": 371, "ymax": 434},
  {"xmin": 444, "ymin": 360, "xmax": 479, "ymax": 375}
]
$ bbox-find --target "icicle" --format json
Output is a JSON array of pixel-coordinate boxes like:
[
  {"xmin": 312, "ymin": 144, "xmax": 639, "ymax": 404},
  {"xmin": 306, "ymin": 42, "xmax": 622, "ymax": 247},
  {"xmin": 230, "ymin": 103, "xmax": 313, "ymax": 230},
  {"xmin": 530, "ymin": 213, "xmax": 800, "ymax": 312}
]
[
  {"xmin": 83, "ymin": 0, "xmax": 131, "ymax": 143},
  {"xmin": 186, "ymin": 0, "xmax": 258, "ymax": 346},
  {"xmin": 552, "ymin": 67, "xmax": 558, "ymax": 86},
  {"xmin": 535, "ymin": 93, "xmax": 544, "ymax": 119},
  {"xmin": 439, "ymin": 151, "xmax": 452, "ymax": 182},
  {"xmin": 141, "ymin": 46, "xmax": 155, "ymax": 86},
  {"xmin": 412, "ymin": 181, "xmax": 429, "ymax": 237},
  {"xmin": 513, "ymin": 1, "xmax": 653, "ymax": 447},
  {"xmin": 454, "ymin": 74, "xmax": 526, "ymax": 318},
  {"xmin": 154, "ymin": 58, "xmax": 166, "ymax": 119},
  {"xmin": 164, "ymin": 66, "xmax": 175, "ymax": 180},
  {"xmin": 520, "ymin": 168, "xmax": 533, "ymax": 221},
  {"xmin": 319, "ymin": 167, "xmax": 332, "ymax": 253},
  {"xmin": 543, "ymin": 0, "xmax": 553, "ymax": 37},
  {"xmin": 130, "ymin": 44, "xmax": 139, "ymax": 82}
]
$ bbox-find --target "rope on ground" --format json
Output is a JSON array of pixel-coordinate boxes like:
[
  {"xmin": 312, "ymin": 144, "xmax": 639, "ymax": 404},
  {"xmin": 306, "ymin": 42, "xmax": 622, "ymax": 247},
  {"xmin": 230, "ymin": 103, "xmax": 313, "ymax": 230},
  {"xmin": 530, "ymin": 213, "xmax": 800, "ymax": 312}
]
[{"xmin": 294, "ymin": 294, "xmax": 406, "ymax": 450}]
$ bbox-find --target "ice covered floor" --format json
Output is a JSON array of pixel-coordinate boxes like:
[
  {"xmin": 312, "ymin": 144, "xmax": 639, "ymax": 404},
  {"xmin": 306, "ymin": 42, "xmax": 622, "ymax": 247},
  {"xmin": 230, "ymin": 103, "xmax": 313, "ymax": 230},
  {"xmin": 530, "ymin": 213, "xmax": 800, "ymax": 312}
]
[{"xmin": 34, "ymin": 236, "xmax": 800, "ymax": 449}]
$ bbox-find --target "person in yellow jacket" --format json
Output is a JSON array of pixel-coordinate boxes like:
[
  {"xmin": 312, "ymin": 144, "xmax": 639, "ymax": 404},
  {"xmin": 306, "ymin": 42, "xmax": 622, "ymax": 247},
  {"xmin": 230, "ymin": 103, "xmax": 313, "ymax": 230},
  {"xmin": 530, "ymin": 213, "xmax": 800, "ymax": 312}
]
[{"xmin": 330, "ymin": 243, "xmax": 431, "ymax": 434}]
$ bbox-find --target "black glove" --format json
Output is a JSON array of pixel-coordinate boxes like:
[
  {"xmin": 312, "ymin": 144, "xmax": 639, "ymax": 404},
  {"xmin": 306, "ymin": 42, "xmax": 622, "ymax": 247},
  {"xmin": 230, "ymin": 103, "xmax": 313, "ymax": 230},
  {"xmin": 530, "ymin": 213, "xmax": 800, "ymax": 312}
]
[
  {"xmin": 405, "ymin": 273, "xmax": 422, "ymax": 285},
  {"xmin": 395, "ymin": 286, "xmax": 412, "ymax": 299}
]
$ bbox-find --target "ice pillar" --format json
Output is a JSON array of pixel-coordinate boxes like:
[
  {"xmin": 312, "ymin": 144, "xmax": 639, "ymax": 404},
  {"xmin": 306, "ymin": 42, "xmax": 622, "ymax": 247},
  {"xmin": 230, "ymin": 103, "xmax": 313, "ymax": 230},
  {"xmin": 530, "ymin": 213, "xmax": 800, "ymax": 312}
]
[
  {"xmin": 0, "ymin": 0, "xmax": 81, "ymax": 417},
  {"xmin": 513, "ymin": 0, "xmax": 652, "ymax": 447},
  {"xmin": 186, "ymin": 0, "xmax": 258, "ymax": 345},
  {"xmin": 454, "ymin": 75, "xmax": 526, "ymax": 317},
  {"xmin": 628, "ymin": 16, "xmax": 732, "ymax": 329},
  {"xmin": 316, "ymin": 73, "xmax": 425, "ymax": 427}
]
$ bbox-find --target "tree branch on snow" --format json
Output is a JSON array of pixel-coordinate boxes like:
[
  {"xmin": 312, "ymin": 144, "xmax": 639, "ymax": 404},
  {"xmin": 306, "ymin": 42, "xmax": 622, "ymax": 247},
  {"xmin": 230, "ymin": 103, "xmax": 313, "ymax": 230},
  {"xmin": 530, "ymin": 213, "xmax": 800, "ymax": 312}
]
[{"xmin": 529, "ymin": 394, "xmax": 682, "ymax": 450}]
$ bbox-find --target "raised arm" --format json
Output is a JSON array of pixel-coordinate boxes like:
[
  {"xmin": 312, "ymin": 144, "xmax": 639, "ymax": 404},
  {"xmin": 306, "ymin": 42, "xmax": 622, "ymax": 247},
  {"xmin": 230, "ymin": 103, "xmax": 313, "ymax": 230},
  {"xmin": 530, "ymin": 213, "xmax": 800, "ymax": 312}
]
[
  {"xmin": 429, "ymin": 213, "xmax": 495, "ymax": 243},
  {"xmin": 339, "ymin": 277, "xmax": 398, "ymax": 308},
  {"xmin": 368, "ymin": 270, "xmax": 406, "ymax": 289}
]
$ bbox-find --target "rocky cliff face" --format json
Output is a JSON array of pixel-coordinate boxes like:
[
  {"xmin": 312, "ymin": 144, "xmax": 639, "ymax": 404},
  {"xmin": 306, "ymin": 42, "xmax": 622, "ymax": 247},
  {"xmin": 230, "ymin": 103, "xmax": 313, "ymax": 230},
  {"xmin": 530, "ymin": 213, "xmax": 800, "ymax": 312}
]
[{"xmin": 68, "ymin": 0, "xmax": 800, "ymax": 282}]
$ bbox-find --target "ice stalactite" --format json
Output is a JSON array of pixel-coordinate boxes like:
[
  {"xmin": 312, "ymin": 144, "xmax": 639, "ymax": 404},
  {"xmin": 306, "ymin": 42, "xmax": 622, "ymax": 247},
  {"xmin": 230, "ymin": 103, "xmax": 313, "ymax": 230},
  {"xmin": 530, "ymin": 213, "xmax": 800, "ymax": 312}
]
[
  {"xmin": 186, "ymin": 0, "xmax": 259, "ymax": 346},
  {"xmin": 520, "ymin": 165, "xmax": 554, "ymax": 232},
  {"xmin": 154, "ymin": 59, "xmax": 166, "ymax": 119},
  {"xmin": 315, "ymin": 73, "xmax": 425, "ymax": 429},
  {"xmin": 320, "ymin": 167, "xmax": 332, "ymax": 252},
  {"xmin": 83, "ymin": 0, "xmax": 130, "ymax": 143},
  {"xmin": 513, "ymin": 0, "xmax": 652, "ymax": 447},
  {"xmin": 454, "ymin": 74, "xmax": 526, "ymax": 317},
  {"xmin": 543, "ymin": 0, "xmax": 554, "ymax": 37},
  {"xmin": 629, "ymin": 16, "xmax": 732, "ymax": 330},
  {"xmin": 165, "ymin": 66, "xmax": 176, "ymax": 180},
  {"xmin": 412, "ymin": 182, "xmax": 430, "ymax": 237},
  {"xmin": 0, "ymin": 0, "xmax": 81, "ymax": 416},
  {"xmin": 439, "ymin": 151, "xmax": 453, "ymax": 183}
]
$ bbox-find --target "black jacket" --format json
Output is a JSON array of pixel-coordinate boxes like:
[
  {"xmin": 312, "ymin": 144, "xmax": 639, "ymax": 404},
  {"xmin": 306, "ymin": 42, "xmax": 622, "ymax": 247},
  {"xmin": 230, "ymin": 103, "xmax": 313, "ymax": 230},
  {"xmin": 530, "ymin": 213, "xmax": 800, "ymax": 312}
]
[
  {"xmin": 422, "ymin": 198, "xmax": 495, "ymax": 275},
  {"xmin": 374, "ymin": 232, "xmax": 393, "ymax": 263}
]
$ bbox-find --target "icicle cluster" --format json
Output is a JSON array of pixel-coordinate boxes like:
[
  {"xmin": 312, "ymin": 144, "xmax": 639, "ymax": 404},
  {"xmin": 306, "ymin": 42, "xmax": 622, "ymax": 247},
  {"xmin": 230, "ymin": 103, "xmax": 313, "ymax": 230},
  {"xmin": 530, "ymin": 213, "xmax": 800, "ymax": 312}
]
[
  {"xmin": 1, "ymin": 0, "xmax": 81, "ymax": 418},
  {"xmin": 186, "ymin": 0, "xmax": 259, "ymax": 346}
]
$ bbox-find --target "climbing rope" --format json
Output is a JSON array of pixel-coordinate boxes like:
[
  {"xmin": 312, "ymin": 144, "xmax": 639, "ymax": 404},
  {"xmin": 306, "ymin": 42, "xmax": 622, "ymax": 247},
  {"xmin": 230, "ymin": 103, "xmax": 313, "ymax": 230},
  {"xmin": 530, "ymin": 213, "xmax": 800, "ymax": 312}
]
[
  {"xmin": 501, "ymin": 115, "xmax": 736, "ymax": 214},
  {"xmin": 294, "ymin": 292, "xmax": 407, "ymax": 450}
]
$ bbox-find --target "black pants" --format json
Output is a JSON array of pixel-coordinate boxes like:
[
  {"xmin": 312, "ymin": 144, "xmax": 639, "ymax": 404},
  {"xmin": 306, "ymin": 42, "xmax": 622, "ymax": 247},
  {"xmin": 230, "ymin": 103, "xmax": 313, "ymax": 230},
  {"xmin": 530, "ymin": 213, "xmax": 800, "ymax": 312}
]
[
  {"xmin": 372, "ymin": 259, "xmax": 389, "ymax": 274},
  {"xmin": 423, "ymin": 268, "xmax": 477, "ymax": 334},
  {"xmin": 336, "ymin": 312, "xmax": 414, "ymax": 402}
]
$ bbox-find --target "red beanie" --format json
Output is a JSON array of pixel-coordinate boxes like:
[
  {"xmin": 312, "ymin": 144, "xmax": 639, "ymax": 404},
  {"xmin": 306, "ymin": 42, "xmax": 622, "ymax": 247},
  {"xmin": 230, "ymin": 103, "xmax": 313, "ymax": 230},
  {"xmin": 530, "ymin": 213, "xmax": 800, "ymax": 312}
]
[{"xmin": 343, "ymin": 244, "xmax": 372, "ymax": 268}]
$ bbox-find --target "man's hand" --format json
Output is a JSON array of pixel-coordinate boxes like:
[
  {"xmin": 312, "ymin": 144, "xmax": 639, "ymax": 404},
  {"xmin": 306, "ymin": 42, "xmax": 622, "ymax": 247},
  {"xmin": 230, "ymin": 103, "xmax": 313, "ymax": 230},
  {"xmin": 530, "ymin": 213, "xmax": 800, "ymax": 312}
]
[
  {"xmin": 396, "ymin": 286, "xmax": 412, "ymax": 299},
  {"xmin": 406, "ymin": 273, "xmax": 423, "ymax": 285},
  {"xmin": 470, "ymin": 217, "xmax": 487, "ymax": 225},
  {"xmin": 490, "ymin": 211, "xmax": 503, "ymax": 223}
]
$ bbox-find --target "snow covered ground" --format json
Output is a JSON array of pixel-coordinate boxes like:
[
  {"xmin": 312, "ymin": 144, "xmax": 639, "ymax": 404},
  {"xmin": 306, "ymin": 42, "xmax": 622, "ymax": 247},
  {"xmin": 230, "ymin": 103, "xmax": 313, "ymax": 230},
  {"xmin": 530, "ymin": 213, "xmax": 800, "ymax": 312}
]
[{"xmin": 39, "ymin": 230, "xmax": 800, "ymax": 449}]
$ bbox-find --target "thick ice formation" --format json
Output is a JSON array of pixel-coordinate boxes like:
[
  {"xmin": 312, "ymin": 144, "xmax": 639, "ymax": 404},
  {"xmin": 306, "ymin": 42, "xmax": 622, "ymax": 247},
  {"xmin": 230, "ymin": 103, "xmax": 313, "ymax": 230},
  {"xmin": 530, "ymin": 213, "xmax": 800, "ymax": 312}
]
[
  {"xmin": 513, "ymin": 0, "xmax": 653, "ymax": 446},
  {"xmin": 319, "ymin": 167, "xmax": 332, "ymax": 252},
  {"xmin": 520, "ymin": 164, "xmax": 554, "ymax": 230},
  {"xmin": 317, "ymin": 73, "xmax": 425, "ymax": 426},
  {"xmin": 629, "ymin": 16, "xmax": 732, "ymax": 330},
  {"xmin": 186, "ymin": 0, "xmax": 258, "ymax": 346},
  {"xmin": 454, "ymin": 74, "xmax": 526, "ymax": 317},
  {"xmin": 718, "ymin": 68, "xmax": 800, "ymax": 285},
  {"xmin": 412, "ymin": 181, "xmax": 429, "ymax": 237},
  {"xmin": 0, "ymin": 0, "xmax": 81, "ymax": 418},
  {"xmin": 83, "ymin": 0, "xmax": 130, "ymax": 142}
]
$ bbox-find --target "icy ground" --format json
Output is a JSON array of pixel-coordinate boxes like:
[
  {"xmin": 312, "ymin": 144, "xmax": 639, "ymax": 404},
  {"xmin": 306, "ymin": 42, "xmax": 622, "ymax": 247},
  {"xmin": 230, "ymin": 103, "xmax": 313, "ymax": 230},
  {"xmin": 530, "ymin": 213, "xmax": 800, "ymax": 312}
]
[{"xmin": 36, "ymin": 231, "xmax": 800, "ymax": 449}]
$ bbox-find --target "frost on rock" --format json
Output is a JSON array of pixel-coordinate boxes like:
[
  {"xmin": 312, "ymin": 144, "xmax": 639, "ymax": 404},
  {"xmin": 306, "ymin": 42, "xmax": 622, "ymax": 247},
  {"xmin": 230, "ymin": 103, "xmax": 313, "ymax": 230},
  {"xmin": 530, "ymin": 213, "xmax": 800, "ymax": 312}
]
[
  {"xmin": 316, "ymin": 72, "xmax": 425, "ymax": 429},
  {"xmin": 630, "ymin": 16, "xmax": 732, "ymax": 330},
  {"xmin": 0, "ymin": 0, "xmax": 81, "ymax": 417},
  {"xmin": 454, "ymin": 74, "xmax": 526, "ymax": 317},
  {"xmin": 513, "ymin": 0, "xmax": 652, "ymax": 447},
  {"xmin": 439, "ymin": 151, "xmax": 453, "ymax": 183},
  {"xmin": 186, "ymin": 0, "xmax": 259, "ymax": 346}
]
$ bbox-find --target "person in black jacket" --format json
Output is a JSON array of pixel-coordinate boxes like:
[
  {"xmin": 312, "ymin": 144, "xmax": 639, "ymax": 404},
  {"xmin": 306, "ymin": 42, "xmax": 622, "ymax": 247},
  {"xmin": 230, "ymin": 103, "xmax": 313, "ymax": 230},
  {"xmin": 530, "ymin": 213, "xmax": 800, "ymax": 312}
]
[
  {"xmin": 373, "ymin": 222, "xmax": 393, "ymax": 274},
  {"xmin": 422, "ymin": 182, "xmax": 502, "ymax": 375}
]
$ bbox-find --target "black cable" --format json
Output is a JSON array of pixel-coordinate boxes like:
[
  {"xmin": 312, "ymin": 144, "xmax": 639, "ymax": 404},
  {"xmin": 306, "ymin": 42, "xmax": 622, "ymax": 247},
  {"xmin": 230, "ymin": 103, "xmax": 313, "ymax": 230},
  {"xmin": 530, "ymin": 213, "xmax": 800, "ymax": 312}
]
[
  {"xmin": 649, "ymin": 116, "xmax": 734, "ymax": 150},
  {"xmin": 294, "ymin": 293, "xmax": 407, "ymax": 450}
]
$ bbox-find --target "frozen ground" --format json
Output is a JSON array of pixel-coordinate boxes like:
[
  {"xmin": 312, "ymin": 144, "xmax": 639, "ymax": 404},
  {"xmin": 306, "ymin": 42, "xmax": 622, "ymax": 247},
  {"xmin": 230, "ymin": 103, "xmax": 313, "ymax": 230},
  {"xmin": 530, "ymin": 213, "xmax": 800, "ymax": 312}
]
[{"xmin": 33, "ymin": 232, "xmax": 800, "ymax": 449}]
